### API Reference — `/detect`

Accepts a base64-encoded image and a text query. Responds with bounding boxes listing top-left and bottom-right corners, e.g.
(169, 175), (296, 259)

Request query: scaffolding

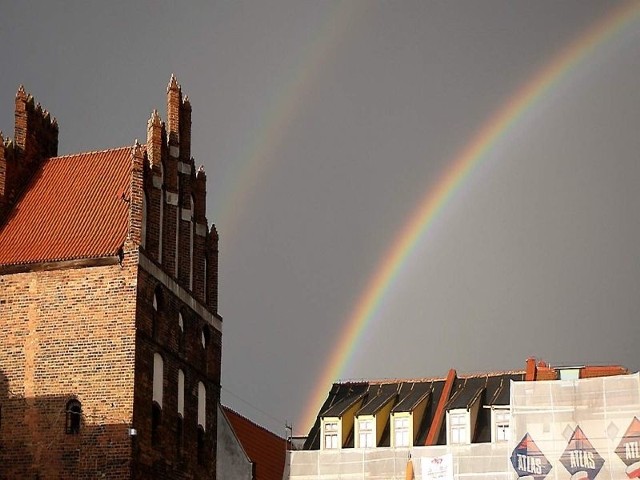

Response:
(285, 373), (640, 479)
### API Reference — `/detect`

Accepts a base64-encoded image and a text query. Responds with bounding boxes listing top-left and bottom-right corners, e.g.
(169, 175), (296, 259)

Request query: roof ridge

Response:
(51, 145), (134, 160)
(457, 369), (525, 378)
(222, 405), (286, 440)
(336, 369), (526, 385)
(337, 376), (446, 384)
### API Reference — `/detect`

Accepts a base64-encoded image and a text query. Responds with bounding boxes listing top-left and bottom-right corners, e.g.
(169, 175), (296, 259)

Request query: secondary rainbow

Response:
(300, 1), (640, 433)
(214, 2), (365, 237)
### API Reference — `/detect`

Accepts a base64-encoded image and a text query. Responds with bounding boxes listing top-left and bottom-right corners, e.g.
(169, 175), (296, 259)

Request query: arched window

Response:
(177, 369), (185, 417)
(201, 325), (210, 349)
(177, 369), (185, 454)
(178, 312), (185, 352)
(152, 353), (164, 446)
(141, 193), (148, 249)
(65, 399), (82, 434)
(203, 256), (208, 303)
(197, 381), (206, 464)
(153, 353), (164, 408)
(197, 381), (206, 431)
(158, 164), (164, 264)
(152, 286), (163, 338)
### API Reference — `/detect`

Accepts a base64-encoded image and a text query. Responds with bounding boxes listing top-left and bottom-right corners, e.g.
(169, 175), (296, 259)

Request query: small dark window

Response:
(201, 325), (210, 349)
(152, 286), (164, 338)
(176, 415), (184, 456)
(152, 401), (162, 446)
(178, 312), (186, 354)
(197, 426), (205, 465)
(66, 400), (82, 434)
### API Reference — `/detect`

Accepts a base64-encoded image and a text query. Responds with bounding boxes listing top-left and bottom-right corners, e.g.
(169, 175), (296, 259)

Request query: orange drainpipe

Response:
(425, 369), (456, 445)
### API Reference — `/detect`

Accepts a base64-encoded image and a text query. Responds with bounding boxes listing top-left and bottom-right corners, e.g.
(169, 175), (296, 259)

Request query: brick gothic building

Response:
(0, 76), (221, 479)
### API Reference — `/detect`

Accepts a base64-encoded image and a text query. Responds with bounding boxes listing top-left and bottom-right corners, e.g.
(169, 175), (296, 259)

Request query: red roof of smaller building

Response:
(0, 147), (132, 266)
(222, 406), (288, 480)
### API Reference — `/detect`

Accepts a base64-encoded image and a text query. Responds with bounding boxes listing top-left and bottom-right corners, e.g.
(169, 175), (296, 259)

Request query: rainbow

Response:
(214, 1), (366, 237)
(299, 1), (640, 433)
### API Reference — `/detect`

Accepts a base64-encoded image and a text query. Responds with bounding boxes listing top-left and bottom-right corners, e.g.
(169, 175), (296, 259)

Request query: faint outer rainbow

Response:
(300, 1), (640, 433)
(215, 1), (365, 237)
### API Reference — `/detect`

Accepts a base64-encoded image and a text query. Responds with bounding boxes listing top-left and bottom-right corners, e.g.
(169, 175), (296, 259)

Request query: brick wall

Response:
(0, 260), (138, 479)
(0, 77), (222, 479)
(133, 267), (221, 479)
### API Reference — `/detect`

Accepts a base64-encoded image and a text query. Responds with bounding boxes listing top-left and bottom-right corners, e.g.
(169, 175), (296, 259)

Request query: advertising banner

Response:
(422, 453), (453, 480)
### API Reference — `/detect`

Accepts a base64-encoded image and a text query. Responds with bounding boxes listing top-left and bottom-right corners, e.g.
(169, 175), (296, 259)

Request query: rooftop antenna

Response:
(285, 421), (293, 450)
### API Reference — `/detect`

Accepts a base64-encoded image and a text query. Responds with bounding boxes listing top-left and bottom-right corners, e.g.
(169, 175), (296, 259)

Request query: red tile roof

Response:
(0, 147), (132, 266)
(222, 406), (287, 480)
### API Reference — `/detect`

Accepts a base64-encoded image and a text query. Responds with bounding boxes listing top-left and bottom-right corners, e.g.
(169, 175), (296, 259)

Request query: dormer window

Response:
(323, 421), (339, 449)
(358, 418), (375, 448)
(394, 415), (410, 447)
(447, 411), (469, 444)
(492, 408), (510, 443)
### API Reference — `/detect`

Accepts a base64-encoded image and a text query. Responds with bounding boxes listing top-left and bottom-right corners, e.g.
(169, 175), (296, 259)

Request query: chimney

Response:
(0, 86), (58, 216)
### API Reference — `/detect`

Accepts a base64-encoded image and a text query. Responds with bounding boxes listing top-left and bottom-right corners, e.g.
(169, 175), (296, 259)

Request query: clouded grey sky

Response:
(1, 1), (639, 436)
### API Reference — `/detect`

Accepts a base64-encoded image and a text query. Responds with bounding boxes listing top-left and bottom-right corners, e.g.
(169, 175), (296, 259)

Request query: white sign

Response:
(422, 453), (453, 480)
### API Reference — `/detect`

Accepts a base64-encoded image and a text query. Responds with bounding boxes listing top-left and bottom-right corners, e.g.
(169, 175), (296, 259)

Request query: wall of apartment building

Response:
(0, 256), (139, 479)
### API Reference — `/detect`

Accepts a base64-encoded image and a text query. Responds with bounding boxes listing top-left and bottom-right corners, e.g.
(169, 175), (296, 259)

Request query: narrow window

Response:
(203, 256), (208, 303)
(152, 401), (162, 446)
(178, 312), (185, 352)
(152, 287), (162, 338)
(66, 399), (82, 434)
(153, 353), (164, 408)
(177, 371), (185, 453)
(201, 325), (210, 349)
(158, 164), (164, 263)
(141, 194), (148, 249)
(189, 195), (195, 291)
(177, 369), (185, 417)
(197, 381), (206, 431)
(177, 415), (184, 456)
(175, 177), (180, 277)
(197, 426), (205, 465)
